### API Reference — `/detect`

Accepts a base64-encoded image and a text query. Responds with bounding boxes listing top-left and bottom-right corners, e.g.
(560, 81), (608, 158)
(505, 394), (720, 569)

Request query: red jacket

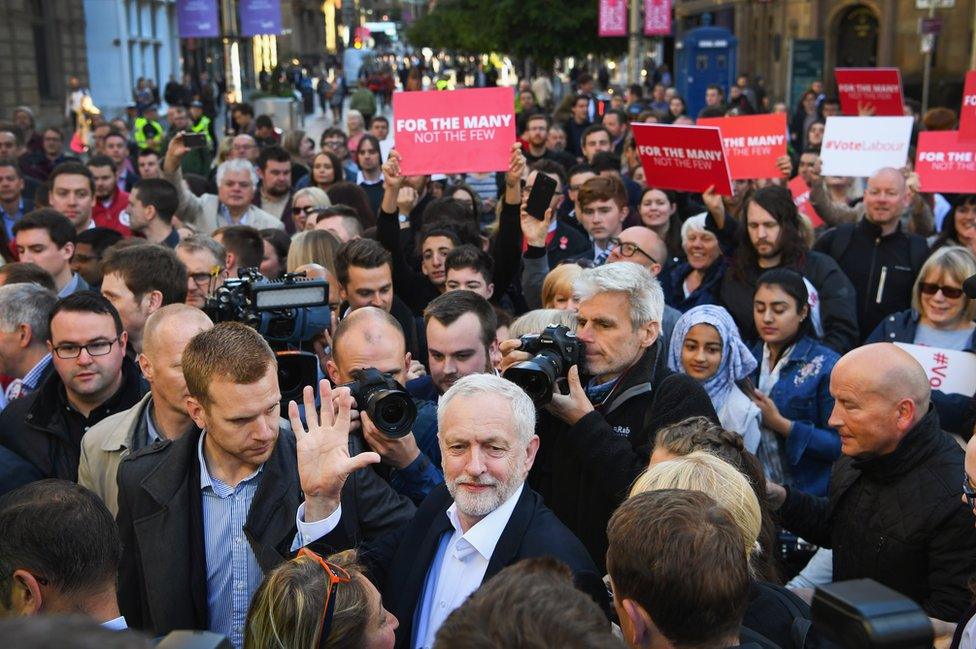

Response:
(92, 189), (131, 237)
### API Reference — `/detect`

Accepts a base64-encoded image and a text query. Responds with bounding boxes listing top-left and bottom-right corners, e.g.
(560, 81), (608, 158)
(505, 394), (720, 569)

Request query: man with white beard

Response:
(291, 373), (606, 648)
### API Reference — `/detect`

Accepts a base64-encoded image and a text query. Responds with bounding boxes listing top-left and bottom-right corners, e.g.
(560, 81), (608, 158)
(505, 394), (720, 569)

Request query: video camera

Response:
(204, 268), (331, 404)
(503, 324), (585, 406)
(812, 579), (933, 648)
(341, 368), (416, 437)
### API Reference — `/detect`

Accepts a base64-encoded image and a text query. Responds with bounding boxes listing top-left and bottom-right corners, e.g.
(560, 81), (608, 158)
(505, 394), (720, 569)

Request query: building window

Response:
(31, 2), (52, 99)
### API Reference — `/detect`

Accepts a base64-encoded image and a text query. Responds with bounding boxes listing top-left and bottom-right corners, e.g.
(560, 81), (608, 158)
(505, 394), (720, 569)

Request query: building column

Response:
(878, 0), (896, 66)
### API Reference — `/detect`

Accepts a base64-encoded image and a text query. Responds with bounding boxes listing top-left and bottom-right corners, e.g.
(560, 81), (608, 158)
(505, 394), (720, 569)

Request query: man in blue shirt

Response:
(0, 158), (32, 263)
(116, 322), (413, 648)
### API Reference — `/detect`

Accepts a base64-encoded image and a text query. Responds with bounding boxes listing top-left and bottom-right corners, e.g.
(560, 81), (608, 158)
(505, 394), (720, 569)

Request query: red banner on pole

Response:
(960, 71), (976, 142)
(632, 124), (733, 195)
(644, 0), (671, 36)
(599, 0), (627, 37)
(392, 88), (516, 176)
(696, 113), (788, 180)
(915, 131), (976, 194)
(835, 68), (904, 116)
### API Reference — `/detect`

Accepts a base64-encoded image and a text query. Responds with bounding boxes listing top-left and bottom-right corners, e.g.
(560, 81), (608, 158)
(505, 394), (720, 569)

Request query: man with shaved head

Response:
(769, 343), (976, 621)
(814, 167), (928, 340)
(326, 306), (441, 503)
(78, 304), (213, 514)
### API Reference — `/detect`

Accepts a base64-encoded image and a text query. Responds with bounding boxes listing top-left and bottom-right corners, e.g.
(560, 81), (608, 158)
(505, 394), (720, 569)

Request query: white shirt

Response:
(101, 616), (128, 631)
(414, 484), (525, 649)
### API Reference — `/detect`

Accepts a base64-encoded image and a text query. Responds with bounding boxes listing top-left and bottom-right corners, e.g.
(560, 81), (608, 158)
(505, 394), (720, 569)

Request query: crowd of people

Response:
(0, 63), (974, 649)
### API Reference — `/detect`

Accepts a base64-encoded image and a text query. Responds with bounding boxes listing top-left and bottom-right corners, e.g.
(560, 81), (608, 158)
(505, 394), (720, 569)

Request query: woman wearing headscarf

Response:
(668, 305), (762, 454)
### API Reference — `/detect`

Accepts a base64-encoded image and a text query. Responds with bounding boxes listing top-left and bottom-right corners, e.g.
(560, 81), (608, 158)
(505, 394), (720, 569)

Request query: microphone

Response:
(964, 274), (976, 299)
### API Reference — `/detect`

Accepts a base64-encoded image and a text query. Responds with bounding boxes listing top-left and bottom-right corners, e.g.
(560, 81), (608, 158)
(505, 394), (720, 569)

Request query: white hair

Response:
(572, 261), (664, 328)
(0, 283), (57, 341)
(437, 373), (536, 446)
(680, 212), (714, 245)
(215, 158), (259, 187)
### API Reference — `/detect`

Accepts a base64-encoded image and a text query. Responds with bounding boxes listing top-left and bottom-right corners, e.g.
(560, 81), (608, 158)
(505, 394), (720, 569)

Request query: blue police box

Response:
(675, 26), (739, 119)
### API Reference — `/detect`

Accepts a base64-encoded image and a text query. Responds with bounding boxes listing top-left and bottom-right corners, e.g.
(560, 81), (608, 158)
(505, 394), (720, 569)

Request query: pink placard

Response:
(392, 88), (516, 176)
(960, 71), (976, 141)
(632, 123), (733, 195)
(697, 113), (788, 180)
(644, 0), (671, 36)
(835, 68), (904, 116)
(915, 131), (976, 194)
(599, 0), (627, 37)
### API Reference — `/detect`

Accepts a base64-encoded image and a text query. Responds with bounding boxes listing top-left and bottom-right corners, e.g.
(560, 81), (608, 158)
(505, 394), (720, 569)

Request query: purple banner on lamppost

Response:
(239, 0), (283, 36)
(176, 0), (220, 38)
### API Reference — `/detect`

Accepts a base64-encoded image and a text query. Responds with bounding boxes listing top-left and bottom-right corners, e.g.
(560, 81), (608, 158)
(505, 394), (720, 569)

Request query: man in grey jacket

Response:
(162, 132), (284, 235)
(79, 303), (213, 515)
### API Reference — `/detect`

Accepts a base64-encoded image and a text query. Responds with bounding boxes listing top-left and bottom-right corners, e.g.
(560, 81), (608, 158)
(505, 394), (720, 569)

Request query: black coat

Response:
(377, 207), (440, 316)
(778, 408), (976, 621)
(0, 356), (144, 482)
(355, 483), (607, 649)
(813, 219), (928, 342)
(116, 427), (415, 636)
(529, 342), (718, 569)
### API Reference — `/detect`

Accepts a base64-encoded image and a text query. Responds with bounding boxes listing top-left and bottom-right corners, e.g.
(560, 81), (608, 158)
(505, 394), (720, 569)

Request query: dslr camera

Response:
(503, 324), (585, 406)
(341, 368), (417, 437)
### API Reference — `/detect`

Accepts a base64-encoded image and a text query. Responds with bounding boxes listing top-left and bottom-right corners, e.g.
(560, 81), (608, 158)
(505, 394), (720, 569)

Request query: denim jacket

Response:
(750, 336), (841, 497)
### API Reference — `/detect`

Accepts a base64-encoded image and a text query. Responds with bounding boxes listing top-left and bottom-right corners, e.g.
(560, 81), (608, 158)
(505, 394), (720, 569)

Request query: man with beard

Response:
(521, 114), (574, 171)
(708, 184), (859, 353)
(253, 146), (293, 225)
(86, 155), (131, 237)
(296, 372), (606, 648)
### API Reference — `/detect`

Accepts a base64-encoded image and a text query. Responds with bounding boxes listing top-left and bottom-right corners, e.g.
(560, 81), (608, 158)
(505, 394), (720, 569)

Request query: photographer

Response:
(501, 261), (716, 568)
(326, 307), (441, 504)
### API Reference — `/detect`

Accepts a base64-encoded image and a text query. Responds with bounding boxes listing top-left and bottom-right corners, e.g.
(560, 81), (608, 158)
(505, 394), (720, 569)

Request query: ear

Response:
(649, 262), (662, 278)
(338, 284), (348, 303)
(144, 204), (158, 222)
(620, 598), (653, 648)
(523, 435), (540, 473)
(485, 283), (494, 299)
(225, 252), (236, 271)
(620, 205), (629, 221)
(403, 352), (413, 375)
(118, 330), (128, 354)
(639, 320), (660, 348)
(9, 569), (43, 615)
(326, 359), (340, 384)
(17, 323), (33, 349)
(62, 241), (74, 261)
(185, 395), (208, 430)
(144, 289), (164, 312)
(138, 353), (153, 382)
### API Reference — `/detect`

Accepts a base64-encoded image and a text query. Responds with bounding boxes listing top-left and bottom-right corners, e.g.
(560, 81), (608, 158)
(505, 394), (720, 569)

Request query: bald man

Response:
(79, 304), (213, 514)
(326, 306), (441, 503)
(768, 343), (976, 621)
(605, 227), (681, 353)
(814, 167), (928, 340)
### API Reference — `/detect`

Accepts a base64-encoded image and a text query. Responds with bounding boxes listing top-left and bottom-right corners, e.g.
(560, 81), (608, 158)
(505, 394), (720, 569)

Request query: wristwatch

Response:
(398, 213), (409, 223)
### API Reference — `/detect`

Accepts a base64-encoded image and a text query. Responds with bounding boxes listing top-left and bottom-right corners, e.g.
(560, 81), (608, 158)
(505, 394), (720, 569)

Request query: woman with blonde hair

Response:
(287, 229), (341, 277)
(539, 263), (584, 311)
(244, 549), (397, 649)
(631, 450), (815, 648)
(291, 186), (332, 231)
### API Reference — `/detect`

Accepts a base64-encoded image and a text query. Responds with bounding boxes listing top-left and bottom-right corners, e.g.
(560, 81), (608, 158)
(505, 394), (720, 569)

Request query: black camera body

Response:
(342, 368), (417, 438)
(503, 324), (585, 405)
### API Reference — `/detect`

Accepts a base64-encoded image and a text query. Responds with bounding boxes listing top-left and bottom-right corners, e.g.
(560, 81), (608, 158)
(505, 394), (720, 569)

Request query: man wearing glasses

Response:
(0, 292), (144, 484)
(176, 235), (226, 309)
(767, 343), (976, 623)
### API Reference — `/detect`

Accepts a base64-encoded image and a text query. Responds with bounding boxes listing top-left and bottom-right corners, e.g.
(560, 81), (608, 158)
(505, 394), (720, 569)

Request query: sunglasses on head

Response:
(297, 548), (351, 645)
(918, 283), (965, 299)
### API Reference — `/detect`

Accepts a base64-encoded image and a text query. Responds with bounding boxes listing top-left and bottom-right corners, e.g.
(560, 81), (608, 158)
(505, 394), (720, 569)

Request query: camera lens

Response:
(366, 390), (417, 438)
(503, 355), (559, 406)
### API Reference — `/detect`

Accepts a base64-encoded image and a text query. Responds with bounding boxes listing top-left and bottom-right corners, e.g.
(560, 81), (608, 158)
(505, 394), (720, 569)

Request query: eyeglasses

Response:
(293, 205), (317, 215)
(52, 337), (119, 359)
(608, 237), (656, 263)
(964, 478), (976, 510)
(297, 548), (351, 644)
(189, 267), (223, 287)
(919, 283), (965, 299)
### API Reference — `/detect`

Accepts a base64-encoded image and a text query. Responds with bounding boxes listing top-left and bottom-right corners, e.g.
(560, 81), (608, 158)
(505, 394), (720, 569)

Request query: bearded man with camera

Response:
(500, 261), (716, 570)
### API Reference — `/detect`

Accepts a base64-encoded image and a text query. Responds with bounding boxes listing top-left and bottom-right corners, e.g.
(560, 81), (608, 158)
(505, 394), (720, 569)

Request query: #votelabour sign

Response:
(631, 123), (733, 195)
(697, 113), (788, 180)
(392, 87), (516, 176)
(820, 116), (914, 177)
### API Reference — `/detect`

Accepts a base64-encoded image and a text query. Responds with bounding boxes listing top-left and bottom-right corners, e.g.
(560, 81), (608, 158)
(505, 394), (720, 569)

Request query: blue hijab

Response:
(667, 304), (758, 411)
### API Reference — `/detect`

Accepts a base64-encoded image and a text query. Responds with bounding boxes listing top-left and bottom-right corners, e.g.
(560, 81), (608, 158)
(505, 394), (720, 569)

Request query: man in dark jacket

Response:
(502, 261), (717, 568)
(769, 343), (976, 622)
(293, 372), (606, 649)
(116, 323), (414, 646)
(709, 184), (859, 354)
(813, 167), (928, 341)
(0, 292), (144, 483)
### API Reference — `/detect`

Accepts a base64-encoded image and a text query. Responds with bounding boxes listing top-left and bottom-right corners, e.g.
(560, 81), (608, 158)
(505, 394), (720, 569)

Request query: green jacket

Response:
(349, 87), (376, 117)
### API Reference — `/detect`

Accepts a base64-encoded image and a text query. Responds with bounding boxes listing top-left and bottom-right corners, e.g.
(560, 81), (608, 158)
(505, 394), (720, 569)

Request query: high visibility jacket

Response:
(134, 117), (164, 149)
(191, 116), (213, 145)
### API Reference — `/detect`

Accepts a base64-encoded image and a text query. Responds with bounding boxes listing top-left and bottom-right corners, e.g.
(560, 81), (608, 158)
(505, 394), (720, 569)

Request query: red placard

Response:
(632, 123), (733, 195)
(960, 71), (976, 142)
(599, 0), (627, 37)
(788, 175), (824, 228)
(392, 88), (516, 176)
(915, 131), (976, 194)
(835, 68), (904, 116)
(696, 113), (787, 180)
(644, 0), (671, 36)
